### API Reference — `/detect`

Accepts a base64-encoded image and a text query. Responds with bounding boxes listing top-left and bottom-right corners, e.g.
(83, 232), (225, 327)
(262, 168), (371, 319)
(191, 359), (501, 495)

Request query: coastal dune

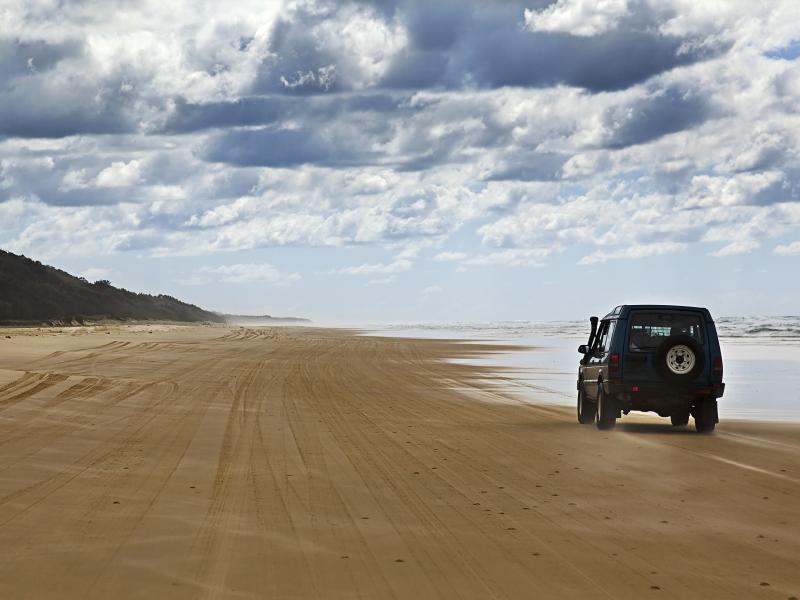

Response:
(0, 326), (798, 599)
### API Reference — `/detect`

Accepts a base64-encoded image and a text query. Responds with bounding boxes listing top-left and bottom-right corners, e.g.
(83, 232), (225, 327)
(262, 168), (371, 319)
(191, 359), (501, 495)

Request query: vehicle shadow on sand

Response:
(617, 422), (703, 435)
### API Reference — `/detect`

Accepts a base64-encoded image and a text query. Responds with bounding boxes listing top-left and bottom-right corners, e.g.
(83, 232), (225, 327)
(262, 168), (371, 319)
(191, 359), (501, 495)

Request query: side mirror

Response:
(578, 344), (588, 354)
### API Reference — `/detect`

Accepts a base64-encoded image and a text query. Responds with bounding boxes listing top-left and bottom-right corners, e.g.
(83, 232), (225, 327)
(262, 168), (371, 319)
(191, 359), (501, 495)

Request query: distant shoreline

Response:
(0, 315), (312, 328)
(223, 314), (312, 325)
(0, 318), (226, 328)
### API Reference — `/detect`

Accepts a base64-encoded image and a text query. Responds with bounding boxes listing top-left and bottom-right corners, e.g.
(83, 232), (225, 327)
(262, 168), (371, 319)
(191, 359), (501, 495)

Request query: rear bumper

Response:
(605, 380), (725, 403)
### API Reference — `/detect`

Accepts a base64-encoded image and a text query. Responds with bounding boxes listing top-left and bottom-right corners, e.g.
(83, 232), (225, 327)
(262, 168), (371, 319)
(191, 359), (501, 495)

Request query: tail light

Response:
(712, 356), (723, 377)
(609, 353), (620, 374)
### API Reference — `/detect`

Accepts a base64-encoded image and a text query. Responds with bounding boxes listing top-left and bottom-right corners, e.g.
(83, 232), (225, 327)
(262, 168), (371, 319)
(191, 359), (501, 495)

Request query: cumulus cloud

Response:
(186, 197), (257, 228)
(0, 38), (84, 79)
(383, 2), (720, 93)
(0, 38), (138, 139)
(163, 97), (286, 133)
(486, 152), (568, 182)
(774, 241), (800, 256)
(601, 85), (716, 149)
(96, 160), (142, 187)
(682, 171), (789, 208)
(202, 128), (333, 167)
(60, 169), (90, 192)
(254, 2), (408, 94)
(465, 248), (552, 267)
(711, 240), (760, 257)
(525, 0), (631, 37)
(198, 263), (300, 285)
(0, 79), (136, 138)
(0, 0), (798, 285)
(578, 242), (687, 265)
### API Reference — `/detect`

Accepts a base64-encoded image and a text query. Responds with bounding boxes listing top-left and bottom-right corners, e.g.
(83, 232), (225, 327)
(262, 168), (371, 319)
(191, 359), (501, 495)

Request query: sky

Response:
(1, 0), (799, 322)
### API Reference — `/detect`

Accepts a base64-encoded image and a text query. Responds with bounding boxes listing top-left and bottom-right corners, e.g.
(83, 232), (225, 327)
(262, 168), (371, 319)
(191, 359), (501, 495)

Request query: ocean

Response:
(366, 316), (800, 422)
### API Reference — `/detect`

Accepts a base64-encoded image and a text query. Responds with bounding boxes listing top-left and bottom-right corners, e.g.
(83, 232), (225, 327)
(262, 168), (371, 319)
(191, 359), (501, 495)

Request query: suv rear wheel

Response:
(595, 386), (617, 430)
(577, 384), (596, 424)
(693, 399), (717, 433)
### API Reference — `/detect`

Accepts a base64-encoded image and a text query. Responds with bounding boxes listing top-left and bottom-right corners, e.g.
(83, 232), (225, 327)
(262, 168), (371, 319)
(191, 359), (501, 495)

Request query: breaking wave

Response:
(377, 315), (800, 339)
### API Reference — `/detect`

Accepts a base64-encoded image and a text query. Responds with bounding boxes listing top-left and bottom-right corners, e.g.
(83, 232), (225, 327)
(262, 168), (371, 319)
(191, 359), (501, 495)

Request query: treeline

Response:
(0, 250), (224, 324)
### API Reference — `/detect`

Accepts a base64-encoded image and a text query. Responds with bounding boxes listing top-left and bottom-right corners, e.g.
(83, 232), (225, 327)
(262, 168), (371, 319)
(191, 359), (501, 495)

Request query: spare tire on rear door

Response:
(654, 334), (704, 381)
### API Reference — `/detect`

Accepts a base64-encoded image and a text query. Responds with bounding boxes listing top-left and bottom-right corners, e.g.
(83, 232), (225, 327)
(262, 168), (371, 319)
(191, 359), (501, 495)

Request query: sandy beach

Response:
(0, 325), (798, 599)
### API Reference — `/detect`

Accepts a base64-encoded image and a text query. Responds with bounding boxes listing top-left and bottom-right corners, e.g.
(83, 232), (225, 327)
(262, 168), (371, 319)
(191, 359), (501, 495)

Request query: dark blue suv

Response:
(577, 305), (725, 432)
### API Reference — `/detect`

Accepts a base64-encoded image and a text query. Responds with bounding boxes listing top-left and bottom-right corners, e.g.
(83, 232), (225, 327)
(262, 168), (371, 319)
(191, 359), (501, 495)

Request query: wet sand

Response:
(0, 325), (798, 599)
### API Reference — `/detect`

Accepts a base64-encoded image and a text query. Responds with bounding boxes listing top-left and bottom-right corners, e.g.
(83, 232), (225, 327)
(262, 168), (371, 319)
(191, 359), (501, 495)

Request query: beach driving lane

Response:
(0, 326), (798, 599)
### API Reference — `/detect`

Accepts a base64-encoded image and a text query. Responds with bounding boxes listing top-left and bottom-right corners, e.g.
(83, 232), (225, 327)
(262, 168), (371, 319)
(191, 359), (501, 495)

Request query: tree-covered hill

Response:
(0, 250), (224, 324)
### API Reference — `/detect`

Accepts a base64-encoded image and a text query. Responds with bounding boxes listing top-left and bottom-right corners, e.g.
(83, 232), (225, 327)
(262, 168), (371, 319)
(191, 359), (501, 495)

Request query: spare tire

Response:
(654, 335), (704, 381)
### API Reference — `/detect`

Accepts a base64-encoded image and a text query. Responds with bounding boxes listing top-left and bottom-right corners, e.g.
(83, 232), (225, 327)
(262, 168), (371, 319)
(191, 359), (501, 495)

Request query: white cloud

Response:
(524, 0), (630, 37)
(346, 172), (393, 195)
(421, 285), (442, 295)
(682, 171), (786, 209)
(95, 160), (142, 187)
(4, 200), (148, 260)
(331, 259), (412, 276)
(59, 168), (89, 191)
(0, 196), (43, 233)
(0, 0), (799, 308)
(281, 66), (337, 91)
(434, 251), (467, 262)
(659, 0), (800, 51)
(199, 263), (300, 285)
(186, 197), (258, 228)
(298, 3), (408, 90)
(775, 241), (800, 256)
(204, 214), (330, 250)
(711, 240), (760, 257)
(392, 238), (440, 259)
(579, 242), (687, 265)
(465, 248), (551, 267)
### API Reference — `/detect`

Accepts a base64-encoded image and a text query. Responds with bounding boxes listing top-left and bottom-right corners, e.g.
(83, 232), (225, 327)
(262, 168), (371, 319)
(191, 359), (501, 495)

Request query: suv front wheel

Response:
(595, 385), (617, 430)
(577, 383), (596, 424)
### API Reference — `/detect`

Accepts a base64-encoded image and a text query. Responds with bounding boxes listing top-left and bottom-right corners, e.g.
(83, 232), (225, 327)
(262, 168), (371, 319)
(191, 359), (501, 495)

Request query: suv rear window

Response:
(628, 312), (704, 351)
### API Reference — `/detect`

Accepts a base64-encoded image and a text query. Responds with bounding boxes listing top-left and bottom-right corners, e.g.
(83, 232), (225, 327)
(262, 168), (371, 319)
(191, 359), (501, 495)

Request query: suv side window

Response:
(594, 320), (616, 356)
(591, 321), (607, 355)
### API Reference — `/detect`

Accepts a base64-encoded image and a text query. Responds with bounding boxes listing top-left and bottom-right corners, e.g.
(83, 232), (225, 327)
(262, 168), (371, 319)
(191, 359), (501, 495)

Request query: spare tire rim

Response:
(666, 344), (695, 375)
